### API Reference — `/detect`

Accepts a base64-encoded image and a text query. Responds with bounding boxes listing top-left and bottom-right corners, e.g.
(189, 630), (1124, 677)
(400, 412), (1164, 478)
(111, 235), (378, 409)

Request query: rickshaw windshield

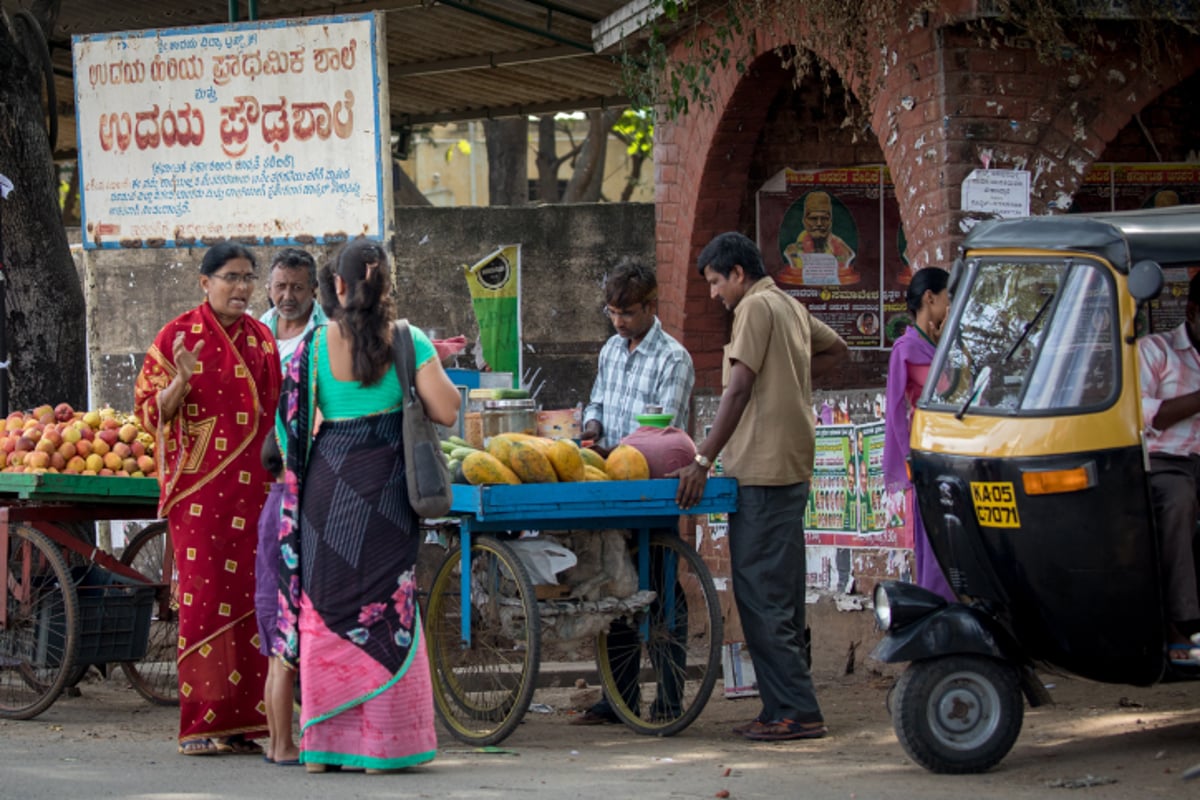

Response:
(924, 256), (1119, 415)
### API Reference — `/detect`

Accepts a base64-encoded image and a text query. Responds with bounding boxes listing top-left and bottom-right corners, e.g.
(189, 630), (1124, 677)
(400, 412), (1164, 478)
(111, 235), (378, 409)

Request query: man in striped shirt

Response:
(582, 258), (695, 450)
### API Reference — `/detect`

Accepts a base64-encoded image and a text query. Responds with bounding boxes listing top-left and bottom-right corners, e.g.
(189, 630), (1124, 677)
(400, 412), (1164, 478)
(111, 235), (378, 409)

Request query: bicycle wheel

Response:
(597, 531), (722, 736)
(1, 525), (79, 719)
(426, 534), (540, 745)
(119, 522), (178, 705)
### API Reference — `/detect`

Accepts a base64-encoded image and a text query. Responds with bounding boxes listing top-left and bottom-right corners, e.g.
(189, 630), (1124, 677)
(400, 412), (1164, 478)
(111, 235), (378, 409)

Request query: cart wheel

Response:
(425, 534), (540, 745)
(892, 655), (1024, 774)
(0, 525), (80, 719)
(597, 531), (722, 736)
(119, 522), (178, 706)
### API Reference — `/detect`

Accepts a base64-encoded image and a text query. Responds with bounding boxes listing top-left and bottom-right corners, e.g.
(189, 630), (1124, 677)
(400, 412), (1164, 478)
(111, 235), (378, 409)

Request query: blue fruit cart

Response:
(425, 477), (737, 745)
(0, 473), (174, 719)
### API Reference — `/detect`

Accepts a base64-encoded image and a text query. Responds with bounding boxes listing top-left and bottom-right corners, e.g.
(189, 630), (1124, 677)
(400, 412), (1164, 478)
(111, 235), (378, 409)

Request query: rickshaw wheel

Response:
(425, 534), (540, 746)
(0, 525), (80, 719)
(892, 654), (1024, 774)
(119, 522), (179, 706)
(596, 532), (722, 736)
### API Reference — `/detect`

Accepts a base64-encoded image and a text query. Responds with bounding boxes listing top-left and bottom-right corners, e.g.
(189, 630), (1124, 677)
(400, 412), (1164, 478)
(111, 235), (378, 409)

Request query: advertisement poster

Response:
(464, 244), (522, 386)
(856, 422), (888, 537)
(72, 14), (390, 248)
(805, 424), (857, 541)
(757, 167), (913, 350)
(1070, 163), (1200, 333)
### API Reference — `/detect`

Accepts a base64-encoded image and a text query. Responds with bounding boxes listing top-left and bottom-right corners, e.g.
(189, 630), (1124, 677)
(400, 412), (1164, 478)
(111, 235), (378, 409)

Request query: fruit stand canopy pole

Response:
(0, 173), (12, 418)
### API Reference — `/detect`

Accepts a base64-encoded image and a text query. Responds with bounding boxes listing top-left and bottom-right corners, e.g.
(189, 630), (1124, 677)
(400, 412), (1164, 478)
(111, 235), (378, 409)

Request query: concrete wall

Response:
(84, 203), (654, 413)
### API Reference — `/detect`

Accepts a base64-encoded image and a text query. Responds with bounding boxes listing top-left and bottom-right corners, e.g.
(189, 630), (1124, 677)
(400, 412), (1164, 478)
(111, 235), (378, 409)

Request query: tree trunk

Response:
(0, 1), (86, 413)
(562, 110), (619, 204)
(620, 151), (648, 202)
(484, 117), (528, 206)
(535, 115), (560, 203)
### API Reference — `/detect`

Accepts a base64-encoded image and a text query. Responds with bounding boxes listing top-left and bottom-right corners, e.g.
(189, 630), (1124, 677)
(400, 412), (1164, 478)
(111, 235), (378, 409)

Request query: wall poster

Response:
(756, 167), (911, 350)
(72, 13), (391, 249)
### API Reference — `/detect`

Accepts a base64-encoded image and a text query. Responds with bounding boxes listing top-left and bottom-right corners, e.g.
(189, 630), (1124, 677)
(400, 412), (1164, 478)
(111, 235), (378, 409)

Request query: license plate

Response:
(970, 481), (1020, 528)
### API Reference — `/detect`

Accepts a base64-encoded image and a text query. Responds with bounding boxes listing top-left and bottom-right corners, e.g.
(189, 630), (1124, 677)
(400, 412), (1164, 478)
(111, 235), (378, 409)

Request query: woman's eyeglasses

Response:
(211, 272), (258, 286)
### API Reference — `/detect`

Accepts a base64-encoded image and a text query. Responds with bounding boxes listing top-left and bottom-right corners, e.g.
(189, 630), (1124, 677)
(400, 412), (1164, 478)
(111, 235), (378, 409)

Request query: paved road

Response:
(1, 669), (1198, 799)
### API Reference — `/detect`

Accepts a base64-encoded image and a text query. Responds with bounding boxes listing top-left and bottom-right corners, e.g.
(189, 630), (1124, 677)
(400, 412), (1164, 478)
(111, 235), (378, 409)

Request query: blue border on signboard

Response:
(72, 13), (386, 249)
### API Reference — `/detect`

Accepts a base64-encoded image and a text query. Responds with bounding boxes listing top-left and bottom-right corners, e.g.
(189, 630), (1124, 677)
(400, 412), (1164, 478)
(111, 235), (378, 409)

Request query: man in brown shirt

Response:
(674, 231), (847, 741)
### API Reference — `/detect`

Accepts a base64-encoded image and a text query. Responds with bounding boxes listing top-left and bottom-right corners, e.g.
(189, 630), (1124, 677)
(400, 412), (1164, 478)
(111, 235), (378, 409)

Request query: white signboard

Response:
(961, 169), (1031, 219)
(72, 14), (391, 249)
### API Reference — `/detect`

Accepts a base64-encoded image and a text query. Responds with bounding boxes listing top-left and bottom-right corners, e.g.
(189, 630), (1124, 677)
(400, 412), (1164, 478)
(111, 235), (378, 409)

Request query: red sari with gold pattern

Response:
(135, 302), (281, 743)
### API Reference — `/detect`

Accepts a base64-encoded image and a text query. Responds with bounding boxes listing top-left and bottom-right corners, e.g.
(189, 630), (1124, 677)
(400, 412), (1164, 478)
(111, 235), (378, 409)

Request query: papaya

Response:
(579, 447), (607, 472)
(583, 465), (610, 481)
(605, 444), (651, 481)
(507, 440), (558, 484)
(486, 434), (519, 466)
(462, 451), (521, 485)
(546, 438), (585, 482)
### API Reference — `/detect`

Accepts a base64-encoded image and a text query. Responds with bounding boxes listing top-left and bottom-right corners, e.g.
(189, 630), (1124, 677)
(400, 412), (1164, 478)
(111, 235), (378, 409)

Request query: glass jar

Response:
(464, 389), (495, 449)
(482, 399), (538, 443)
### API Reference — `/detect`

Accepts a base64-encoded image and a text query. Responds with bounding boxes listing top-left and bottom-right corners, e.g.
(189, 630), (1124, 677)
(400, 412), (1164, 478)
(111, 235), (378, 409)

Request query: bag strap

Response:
(392, 319), (418, 401)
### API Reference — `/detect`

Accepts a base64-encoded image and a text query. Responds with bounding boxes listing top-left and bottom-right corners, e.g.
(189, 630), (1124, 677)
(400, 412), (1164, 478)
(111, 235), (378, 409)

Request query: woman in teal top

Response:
(274, 239), (459, 774)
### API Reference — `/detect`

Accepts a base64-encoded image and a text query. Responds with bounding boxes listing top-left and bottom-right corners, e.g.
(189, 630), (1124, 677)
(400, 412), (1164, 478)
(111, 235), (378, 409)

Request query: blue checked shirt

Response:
(584, 318), (695, 448)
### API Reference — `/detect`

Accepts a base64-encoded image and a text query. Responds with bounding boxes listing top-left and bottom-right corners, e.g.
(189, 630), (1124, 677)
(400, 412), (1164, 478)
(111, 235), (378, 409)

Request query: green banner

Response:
(464, 245), (521, 387)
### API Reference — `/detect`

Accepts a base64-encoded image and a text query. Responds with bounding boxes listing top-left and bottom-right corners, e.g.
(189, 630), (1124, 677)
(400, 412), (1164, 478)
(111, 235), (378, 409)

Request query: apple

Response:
(53, 402), (74, 422)
(49, 453), (66, 471)
(31, 404), (53, 421)
(102, 452), (123, 471)
(5, 413), (23, 432)
(34, 438), (56, 455)
(113, 442), (132, 459)
(130, 440), (146, 458)
(118, 423), (139, 444)
(91, 439), (111, 457)
(82, 410), (101, 429)
(100, 418), (122, 431)
(66, 456), (86, 472)
(7, 452), (22, 466)
(97, 429), (119, 447)
(26, 451), (50, 469)
(121, 457), (138, 474)
(84, 453), (104, 472)
(15, 436), (34, 452)
(57, 442), (76, 461)
(62, 427), (81, 444)
(74, 440), (92, 458)
(99, 468), (115, 476)
(136, 455), (156, 474)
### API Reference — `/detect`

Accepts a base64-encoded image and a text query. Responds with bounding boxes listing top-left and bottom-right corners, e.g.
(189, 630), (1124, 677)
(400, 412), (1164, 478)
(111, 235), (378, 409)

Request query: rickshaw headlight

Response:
(874, 583), (892, 630)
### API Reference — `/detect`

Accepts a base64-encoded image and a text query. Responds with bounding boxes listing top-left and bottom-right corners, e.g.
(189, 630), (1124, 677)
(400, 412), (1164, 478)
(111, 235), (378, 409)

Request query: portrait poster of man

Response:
(757, 167), (894, 349)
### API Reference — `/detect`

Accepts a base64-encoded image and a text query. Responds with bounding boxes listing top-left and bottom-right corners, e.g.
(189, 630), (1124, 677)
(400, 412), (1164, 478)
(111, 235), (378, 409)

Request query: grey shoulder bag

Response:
(393, 320), (453, 518)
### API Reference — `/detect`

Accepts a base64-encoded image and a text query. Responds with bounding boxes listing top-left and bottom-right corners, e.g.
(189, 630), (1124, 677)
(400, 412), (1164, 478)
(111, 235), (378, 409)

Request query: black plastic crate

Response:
(45, 565), (156, 666)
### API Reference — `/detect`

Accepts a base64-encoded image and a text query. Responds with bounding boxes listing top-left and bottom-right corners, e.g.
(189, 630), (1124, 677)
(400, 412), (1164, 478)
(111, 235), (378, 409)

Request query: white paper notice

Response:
(961, 169), (1031, 219)
(800, 252), (839, 285)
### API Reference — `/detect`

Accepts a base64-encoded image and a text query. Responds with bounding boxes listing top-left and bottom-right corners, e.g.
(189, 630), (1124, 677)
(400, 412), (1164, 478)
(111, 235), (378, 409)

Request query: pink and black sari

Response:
(135, 302), (280, 744)
(274, 332), (436, 770)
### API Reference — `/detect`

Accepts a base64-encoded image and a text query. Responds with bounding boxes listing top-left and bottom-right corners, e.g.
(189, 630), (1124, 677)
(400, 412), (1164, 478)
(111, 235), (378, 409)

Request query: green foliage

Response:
(612, 109), (654, 157)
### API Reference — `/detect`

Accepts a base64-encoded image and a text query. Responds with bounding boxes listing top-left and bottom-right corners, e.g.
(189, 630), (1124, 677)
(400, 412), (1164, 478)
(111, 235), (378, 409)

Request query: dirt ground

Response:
(2, 660), (1198, 799)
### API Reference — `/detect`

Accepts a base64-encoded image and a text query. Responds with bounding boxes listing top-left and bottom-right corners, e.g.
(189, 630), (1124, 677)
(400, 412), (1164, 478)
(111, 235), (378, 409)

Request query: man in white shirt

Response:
(259, 248), (327, 369)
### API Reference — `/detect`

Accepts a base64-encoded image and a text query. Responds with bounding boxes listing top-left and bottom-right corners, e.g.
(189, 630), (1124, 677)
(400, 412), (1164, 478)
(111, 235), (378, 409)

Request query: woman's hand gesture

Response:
(173, 331), (205, 380)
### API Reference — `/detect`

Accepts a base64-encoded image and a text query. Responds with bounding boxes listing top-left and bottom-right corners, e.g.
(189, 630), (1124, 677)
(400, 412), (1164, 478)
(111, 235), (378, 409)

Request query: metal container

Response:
(482, 398), (538, 443)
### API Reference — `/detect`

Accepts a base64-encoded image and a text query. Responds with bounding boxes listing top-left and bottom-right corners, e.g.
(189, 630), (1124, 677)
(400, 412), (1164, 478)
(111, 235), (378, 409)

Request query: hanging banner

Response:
(72, 13), (391, 249)
(464, 244), (522, 387)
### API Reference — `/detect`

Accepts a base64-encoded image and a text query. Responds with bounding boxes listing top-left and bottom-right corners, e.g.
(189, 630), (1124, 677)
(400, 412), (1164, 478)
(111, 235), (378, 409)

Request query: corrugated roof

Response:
(48, 0), (634, 157)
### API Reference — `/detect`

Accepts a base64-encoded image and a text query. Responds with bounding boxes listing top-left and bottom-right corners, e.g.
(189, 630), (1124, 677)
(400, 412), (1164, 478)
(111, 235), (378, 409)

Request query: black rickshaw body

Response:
(873, 206), (1200, 706)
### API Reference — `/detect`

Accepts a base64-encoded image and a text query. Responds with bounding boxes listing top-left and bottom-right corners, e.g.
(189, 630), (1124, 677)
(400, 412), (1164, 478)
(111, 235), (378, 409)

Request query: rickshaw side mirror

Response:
(1128, 260), (1164, 304)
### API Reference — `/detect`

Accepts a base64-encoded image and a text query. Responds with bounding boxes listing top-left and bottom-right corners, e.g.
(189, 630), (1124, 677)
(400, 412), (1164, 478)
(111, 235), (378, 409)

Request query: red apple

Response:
(53, 402), (74, 422)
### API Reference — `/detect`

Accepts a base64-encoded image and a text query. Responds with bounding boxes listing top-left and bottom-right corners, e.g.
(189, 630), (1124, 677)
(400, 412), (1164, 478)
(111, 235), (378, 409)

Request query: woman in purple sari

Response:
(884, 267), (954, 600)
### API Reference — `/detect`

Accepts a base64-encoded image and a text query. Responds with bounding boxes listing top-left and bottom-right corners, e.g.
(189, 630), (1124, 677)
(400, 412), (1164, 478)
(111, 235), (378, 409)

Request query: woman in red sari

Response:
(135, 242), (282, 756)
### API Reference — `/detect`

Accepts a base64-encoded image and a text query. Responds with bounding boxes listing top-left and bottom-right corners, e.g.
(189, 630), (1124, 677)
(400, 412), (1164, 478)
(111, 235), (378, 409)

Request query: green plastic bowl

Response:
(634, 413), (675, 428)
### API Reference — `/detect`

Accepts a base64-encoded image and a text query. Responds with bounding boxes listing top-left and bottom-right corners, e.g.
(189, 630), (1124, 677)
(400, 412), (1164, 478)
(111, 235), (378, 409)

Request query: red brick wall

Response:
(656, 7), (1200, 392)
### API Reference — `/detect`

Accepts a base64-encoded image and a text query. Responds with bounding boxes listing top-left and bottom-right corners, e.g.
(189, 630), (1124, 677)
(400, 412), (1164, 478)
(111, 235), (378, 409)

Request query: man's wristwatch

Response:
(694, 453), (712, 469)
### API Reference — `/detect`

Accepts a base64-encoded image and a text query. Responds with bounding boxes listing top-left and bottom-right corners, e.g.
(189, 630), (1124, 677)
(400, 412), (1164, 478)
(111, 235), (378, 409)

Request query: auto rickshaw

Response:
(871, 204), (1200, 774)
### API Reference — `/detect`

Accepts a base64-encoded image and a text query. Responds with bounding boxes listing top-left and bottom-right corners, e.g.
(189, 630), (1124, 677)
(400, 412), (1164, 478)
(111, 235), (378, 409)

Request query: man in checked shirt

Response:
(572, 257), (695, 726)
(581, 258), (695, 452)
